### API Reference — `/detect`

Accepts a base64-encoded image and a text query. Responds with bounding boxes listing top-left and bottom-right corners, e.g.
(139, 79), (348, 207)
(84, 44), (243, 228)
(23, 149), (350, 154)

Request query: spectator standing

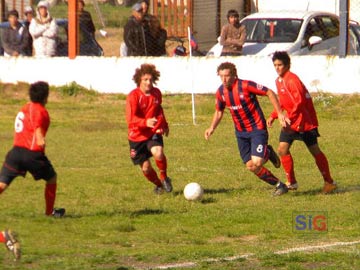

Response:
(123, 3), (146, 56)
(23, 6), (34, 56)
(29, 1), (58, 57)
(220, 9), (246, 56)
(78, 0), (96, 38)
(147, 16), (167, 56)
(1, 9), (30, 57)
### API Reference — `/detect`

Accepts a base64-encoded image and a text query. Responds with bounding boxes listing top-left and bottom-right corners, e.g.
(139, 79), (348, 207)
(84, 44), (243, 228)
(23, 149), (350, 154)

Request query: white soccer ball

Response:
(183, 182), (204, 201)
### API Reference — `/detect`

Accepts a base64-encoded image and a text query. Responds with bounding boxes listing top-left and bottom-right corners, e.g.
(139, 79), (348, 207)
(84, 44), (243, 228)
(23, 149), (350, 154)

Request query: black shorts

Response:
(279, 128), (320, 147)
(129, 134), (164, 165)
(0, 146), (56, 185)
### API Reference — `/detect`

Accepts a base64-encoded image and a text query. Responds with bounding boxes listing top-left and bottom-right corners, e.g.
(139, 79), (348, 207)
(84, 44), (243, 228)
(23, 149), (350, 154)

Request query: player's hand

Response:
(37, 138), (46, 148)
(146, 117), (157, 128)
(204, 127), (214, 140)
(267, 116), (274, 128)
(163, 127), (169, 137)
(278, 113), (291, 128)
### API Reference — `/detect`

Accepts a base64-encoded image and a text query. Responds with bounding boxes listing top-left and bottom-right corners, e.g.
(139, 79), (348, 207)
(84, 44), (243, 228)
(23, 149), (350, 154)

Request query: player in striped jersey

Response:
(205, 62), (290, 196)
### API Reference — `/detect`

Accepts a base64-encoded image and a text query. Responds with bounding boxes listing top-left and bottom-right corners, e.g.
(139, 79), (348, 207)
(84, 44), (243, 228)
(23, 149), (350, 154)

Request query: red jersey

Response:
(270, 71), (318, 132)
(13, 102), (50, 152)
(216, 79), (268, 132)
(126, 87), (168, 142)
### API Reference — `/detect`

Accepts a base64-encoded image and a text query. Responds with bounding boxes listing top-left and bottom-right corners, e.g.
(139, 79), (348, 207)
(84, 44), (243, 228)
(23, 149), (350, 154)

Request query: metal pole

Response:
(339, 0), (349, 58)
(188, 26), (196, 125)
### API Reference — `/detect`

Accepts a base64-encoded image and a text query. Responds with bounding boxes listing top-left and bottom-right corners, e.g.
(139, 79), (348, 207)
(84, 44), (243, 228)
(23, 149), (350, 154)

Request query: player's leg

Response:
(304, 129), (336, 193)
(0, 229), (21, 260)
(148, 135), (173, 192)
(278, 130), (298, 190)
(140, 159), (163, 193)
(150, 145), (172, 192)
(237, 130), (287, 196)
(26, 151), (65, 217)
(0, 182), (8, 194)
(129, 140), (163, 193)
(0, 147), (25, 194)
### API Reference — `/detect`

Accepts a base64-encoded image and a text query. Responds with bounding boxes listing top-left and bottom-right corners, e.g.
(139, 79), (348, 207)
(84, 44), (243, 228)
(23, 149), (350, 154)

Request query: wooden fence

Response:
(152, 0), (192, 37)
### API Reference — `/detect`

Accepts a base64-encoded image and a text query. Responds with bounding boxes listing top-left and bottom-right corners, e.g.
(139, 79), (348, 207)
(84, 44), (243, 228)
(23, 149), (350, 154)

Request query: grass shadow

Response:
(201, 197), (217, 204)
(203, 188), (238, 194)
(291, 184), (360, 196)
(130, 208), (168, 218)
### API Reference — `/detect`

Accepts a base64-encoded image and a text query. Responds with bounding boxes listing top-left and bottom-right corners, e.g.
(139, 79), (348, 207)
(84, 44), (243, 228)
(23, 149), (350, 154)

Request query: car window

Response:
(349, 25), (360, 55)
(321, 16), (339, 39)
(243, 19), (302, 43)
(302, 16), (339, 47)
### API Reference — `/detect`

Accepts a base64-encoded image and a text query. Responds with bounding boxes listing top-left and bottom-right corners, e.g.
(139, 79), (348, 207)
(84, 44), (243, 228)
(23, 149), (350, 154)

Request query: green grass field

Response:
(0, 83), (359, 269)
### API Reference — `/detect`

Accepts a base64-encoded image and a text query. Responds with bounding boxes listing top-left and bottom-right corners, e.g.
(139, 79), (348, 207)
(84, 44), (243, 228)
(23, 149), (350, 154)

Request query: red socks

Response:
(143, 168), (162, 187)
(0, 232), (5, 243)
(256, 167), (279, 186)
(314, 152), (333, 183)
(281, 154), (296, 184)
(155, 156), (167, 181)
(45, 183), (57, 216)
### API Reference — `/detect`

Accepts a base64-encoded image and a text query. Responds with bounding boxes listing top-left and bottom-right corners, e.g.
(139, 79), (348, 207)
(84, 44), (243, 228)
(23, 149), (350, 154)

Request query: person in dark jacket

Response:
(23, 6), (34, 56)
(123, 3), (146, 56)
(78, 0), (96, 38)
(147, 16), (167, 56)
(1, 9), (30, 57)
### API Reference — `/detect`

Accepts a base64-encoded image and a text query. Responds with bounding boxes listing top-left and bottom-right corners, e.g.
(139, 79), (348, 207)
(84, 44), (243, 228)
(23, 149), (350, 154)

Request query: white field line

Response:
(139, 240), (360, 270)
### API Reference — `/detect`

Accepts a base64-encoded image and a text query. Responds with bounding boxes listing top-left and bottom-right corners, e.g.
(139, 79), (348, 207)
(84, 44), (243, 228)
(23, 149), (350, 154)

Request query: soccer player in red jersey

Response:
(267, 51), (337, 194)
(126, 64), (172, 194)
(0, 81), (65, 217)
(205, 62), (290, 196)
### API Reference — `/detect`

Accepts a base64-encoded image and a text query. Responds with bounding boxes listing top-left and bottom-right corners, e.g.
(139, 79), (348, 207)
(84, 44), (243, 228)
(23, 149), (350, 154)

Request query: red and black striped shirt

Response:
(215, 79), (268, 132)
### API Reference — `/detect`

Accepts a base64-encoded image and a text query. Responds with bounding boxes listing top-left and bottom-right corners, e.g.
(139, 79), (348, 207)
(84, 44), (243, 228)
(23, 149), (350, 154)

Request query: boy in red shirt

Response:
(267, 51), (337, 194)
(0, 81), (65, 216)
(126, 64), (172, 194)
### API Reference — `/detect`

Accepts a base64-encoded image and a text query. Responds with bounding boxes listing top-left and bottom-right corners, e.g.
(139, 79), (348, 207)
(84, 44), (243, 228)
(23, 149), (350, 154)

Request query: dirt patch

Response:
(0, 82), (30, 101)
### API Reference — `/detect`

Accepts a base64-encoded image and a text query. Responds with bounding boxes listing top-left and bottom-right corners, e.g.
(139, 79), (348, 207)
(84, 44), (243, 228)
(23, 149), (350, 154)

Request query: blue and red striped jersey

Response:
(215, 79), (268, 132)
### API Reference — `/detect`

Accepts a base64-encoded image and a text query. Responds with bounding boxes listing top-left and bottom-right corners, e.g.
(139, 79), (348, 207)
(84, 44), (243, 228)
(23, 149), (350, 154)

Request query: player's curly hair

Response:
(29, 81), (49, 104)
(272, 51), (291, 67)
(133, 64), (160, 86)
(217, 62), (238, 78)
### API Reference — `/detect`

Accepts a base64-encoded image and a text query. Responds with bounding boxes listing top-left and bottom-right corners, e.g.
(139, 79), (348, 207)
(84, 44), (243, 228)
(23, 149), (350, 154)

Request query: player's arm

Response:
(205, 110), (224, 140)
(35, 127), (45, 148)
(266, 89), (290, 128)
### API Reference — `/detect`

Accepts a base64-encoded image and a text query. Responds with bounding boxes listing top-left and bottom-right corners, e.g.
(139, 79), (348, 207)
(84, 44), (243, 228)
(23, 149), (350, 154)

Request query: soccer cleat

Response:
(267, 145), (281, 168)
(51, 208), (66, 218)
(322, 182), (337, 194)
(273, 182), (288, 196)
(285, 181), (298, 191)
(3, 229), (21, 261)
(153, 186), (164, 195)
(161, 177), (173, 193)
